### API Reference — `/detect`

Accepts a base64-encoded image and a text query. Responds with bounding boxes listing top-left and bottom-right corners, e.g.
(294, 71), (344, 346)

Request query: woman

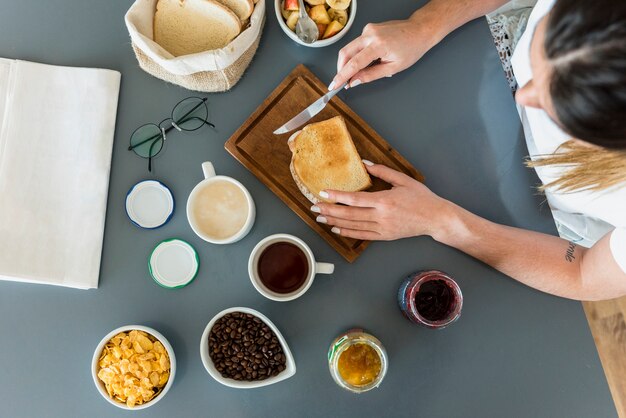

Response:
(313, 0), (626, 301)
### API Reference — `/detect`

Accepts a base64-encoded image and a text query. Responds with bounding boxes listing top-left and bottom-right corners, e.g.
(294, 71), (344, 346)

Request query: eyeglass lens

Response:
(172, 97), (208, 131)
(129, 123), (164, 158)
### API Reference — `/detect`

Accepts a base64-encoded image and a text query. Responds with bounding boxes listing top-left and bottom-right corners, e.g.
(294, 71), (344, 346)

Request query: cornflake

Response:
(97, 330), (170, 408)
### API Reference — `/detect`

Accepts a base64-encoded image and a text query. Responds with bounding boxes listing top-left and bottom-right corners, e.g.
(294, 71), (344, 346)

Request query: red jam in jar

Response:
(398, 270), (463, 329)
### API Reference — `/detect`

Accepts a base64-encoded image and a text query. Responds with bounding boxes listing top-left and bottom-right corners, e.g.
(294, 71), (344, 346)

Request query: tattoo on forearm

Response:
(565, 242), (576, 262)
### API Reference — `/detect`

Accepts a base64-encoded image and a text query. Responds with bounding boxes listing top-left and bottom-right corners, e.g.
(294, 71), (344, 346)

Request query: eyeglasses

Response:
(128, 97), (215, 172)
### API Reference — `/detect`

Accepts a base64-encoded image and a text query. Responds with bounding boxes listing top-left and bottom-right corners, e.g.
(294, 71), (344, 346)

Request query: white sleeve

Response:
(610, 228), (626, 274)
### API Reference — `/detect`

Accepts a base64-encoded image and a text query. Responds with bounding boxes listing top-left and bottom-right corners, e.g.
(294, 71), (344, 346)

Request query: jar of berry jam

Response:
(328, 329), (388, 393)
(398, 270), (463, 329)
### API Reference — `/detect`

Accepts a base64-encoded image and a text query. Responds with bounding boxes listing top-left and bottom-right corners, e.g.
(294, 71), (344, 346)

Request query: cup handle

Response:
(315, 262), (334, 275)
(202, 162), (216, 179)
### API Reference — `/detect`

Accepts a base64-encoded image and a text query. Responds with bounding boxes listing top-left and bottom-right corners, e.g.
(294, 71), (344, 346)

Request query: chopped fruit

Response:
(323, 19), (344, 39)
(326, 0), (350, 11)
(316, 23), (327, 36)
(284, 0), (299, 11)
(305, 0), (325, 5)
(309, 4), (331, 25)
(327, 8), (348, 25)
(281, 1), (291, 20)
(286, 11), (299, 31)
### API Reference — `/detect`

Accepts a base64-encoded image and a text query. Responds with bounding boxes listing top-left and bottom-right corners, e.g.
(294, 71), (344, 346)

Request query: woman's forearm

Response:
(431, 201), (612, 300)
(412, 0), (511, 44)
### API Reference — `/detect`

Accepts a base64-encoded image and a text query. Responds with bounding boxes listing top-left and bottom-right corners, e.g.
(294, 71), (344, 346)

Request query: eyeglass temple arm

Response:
(180, 117), (215, 128)
(147, 138), (161, 172)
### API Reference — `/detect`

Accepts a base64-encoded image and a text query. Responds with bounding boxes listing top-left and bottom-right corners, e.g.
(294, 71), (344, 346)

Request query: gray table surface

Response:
(0, 0), (616, 417)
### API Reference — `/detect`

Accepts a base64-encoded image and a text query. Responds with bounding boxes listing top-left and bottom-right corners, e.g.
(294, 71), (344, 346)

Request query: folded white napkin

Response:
(0, 59), (121, 289)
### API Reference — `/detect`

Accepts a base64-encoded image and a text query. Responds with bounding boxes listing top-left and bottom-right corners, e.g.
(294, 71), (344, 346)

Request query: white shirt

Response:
(510, 0), (626, 273)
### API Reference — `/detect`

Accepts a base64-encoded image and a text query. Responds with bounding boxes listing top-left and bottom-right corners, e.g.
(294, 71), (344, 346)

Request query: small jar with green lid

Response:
(328, 329), (388, 393)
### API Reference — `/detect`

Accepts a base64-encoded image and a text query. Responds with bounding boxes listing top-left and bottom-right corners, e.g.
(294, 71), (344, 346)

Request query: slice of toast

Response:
(214, 0), (254, 23)
(289, 116), (372, 204)
(154, 0), (241, 57)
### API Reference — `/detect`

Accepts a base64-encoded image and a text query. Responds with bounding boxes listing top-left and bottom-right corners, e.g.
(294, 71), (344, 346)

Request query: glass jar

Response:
(398, 270), (463, 329)
(328, 329), (388, 393)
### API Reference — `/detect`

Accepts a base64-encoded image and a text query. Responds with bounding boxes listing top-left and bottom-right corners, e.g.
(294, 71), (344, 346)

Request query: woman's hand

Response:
(312, 162), (451, 241)
(329, 12), (444, 90)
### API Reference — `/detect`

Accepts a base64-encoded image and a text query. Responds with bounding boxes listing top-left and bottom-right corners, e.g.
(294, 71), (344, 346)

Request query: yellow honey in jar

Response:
(337, 343), (382, 386)
(328, 329), (388, 393)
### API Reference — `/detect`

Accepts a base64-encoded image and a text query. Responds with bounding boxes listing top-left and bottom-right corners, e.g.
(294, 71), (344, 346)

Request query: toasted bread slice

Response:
(289, 116), (372, 204)
(154, 0), (241, 57)
(214, 0), (254, 23)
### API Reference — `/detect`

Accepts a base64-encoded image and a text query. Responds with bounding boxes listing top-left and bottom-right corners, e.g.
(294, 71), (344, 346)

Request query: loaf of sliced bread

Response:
(154, 0), (241, 57)
(214, 0), (254, 22)
(288, 116), (372, 204)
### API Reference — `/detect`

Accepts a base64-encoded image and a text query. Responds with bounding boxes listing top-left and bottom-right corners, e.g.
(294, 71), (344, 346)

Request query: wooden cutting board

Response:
(225, 64), (423, 262)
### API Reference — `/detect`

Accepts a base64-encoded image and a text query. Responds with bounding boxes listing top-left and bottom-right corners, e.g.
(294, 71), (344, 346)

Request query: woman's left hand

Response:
(312, 162), (450, 241)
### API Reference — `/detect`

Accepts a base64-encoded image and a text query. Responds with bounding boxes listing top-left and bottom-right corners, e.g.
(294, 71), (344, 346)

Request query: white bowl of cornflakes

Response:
(92, 325), (176, 410)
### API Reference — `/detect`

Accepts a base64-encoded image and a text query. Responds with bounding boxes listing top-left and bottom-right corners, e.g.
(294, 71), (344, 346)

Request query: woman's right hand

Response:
(329, 12), (444, 90)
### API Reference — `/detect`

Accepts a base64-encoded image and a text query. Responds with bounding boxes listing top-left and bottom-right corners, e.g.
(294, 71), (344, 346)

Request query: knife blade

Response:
(273, 60), (382, 135)
(273, 81), (348, 135)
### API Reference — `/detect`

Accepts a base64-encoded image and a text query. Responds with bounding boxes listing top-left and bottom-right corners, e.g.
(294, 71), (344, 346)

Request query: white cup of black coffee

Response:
(248, 234), (334, 302)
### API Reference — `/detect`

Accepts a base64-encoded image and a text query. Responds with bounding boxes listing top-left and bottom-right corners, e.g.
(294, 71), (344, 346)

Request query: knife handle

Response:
(337, 58), (382, 91)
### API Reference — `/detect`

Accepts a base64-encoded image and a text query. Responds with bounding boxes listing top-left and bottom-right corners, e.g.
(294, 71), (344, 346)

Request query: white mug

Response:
(186, 162), (256, 244)
(248, 234), (334, 302)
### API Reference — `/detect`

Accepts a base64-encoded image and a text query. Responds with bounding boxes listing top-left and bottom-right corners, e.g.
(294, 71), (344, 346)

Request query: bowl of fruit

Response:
(276, 0), (355, 47)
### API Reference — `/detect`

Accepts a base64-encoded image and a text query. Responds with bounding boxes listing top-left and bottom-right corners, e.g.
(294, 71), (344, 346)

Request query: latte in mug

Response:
(190, 180), (249, 240)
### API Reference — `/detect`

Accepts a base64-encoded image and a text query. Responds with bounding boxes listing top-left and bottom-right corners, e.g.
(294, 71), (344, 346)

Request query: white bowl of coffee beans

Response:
(200, 307), (296, 388)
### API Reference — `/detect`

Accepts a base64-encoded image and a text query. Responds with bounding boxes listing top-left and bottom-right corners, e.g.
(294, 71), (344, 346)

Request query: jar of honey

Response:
(328, 329), (388, 393)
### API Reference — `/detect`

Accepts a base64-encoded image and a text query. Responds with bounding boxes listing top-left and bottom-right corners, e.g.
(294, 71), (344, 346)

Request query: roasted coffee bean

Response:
(208, 312), (287, 382)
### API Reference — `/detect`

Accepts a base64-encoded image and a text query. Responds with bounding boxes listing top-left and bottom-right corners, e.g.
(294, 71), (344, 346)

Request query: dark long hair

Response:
(545, 0), (626, 149)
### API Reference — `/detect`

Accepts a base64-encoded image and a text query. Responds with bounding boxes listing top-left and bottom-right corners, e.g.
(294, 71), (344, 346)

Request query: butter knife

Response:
(273, 60), (381, 135)
(273, 80), (348, 135)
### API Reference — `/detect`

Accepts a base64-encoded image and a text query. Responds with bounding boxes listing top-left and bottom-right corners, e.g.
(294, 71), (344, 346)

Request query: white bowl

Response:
(91, 325), (176, 410)
(275, 0), (357, 47)
(200, 307), (296, 388)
